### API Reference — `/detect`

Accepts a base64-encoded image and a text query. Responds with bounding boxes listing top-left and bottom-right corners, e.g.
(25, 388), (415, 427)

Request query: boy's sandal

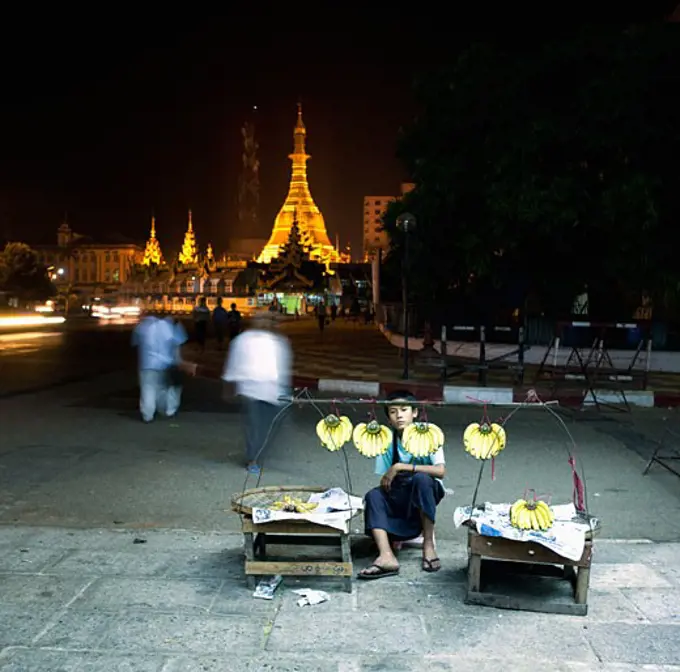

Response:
(357, 564), (400, 580)
(422, 557), (441, 573)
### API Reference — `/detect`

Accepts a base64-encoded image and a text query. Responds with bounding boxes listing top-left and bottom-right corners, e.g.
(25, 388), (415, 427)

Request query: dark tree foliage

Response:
(383, 24), (680, 320)
(0, 242), (54, 301)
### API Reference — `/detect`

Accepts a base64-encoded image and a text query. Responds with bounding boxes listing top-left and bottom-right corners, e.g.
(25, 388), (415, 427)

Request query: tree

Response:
(383, 24), (680, 319)
(0, 242), (54, 301)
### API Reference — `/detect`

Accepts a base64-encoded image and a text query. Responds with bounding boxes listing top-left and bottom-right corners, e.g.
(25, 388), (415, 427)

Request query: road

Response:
(0, 317), (141, 397)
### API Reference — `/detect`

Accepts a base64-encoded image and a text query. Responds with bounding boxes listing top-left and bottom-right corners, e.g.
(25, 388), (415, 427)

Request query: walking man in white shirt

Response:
(222, 313), (293, 475)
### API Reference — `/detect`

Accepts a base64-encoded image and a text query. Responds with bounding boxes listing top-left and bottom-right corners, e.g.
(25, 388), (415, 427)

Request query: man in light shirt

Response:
(132, 313), (192, 423)
(222, 313), (293, 475)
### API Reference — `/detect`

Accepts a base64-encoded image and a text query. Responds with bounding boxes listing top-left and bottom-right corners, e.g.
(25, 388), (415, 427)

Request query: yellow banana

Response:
(316, 414), (353, 451)
(463, 422), (507, 460)
(352, 421), (392, 458)
(509, 498), (554, 531)
(402, 422), (444, 457)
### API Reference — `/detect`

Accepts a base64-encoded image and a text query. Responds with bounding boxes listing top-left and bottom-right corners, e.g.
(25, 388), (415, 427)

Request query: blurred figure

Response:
(222, 313), (293, 475)
(132, 313), (194, 423)
(316, 301), (327, 333)
(227, 302), (242, 341)
(192, 297), (210, 352)
(212, 297), (229, 351)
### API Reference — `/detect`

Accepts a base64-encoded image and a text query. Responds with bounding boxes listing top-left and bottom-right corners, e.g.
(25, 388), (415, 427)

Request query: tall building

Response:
(363, 195), (394, 259)
(34, 221), (142, 296)
(362, 183), (416, 260)
(258, 104), (344, 265)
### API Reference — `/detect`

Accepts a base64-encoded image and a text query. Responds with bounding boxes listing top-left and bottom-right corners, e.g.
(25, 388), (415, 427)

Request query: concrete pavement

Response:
(1, 526), (680, 670)
(2, 372), (680, 668)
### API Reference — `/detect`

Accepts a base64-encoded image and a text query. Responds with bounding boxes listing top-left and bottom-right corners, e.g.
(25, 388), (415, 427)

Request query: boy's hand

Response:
(380, 464), (402, 491)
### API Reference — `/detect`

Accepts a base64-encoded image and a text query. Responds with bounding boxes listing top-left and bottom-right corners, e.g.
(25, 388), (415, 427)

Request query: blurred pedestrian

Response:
(192, 297), (210, 352)
(213, 297), (229, 350)
(132, 313), (195, 423)
(222, 313), (292, 475)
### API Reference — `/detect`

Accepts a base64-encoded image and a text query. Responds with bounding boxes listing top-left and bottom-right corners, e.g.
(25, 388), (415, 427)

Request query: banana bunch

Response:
(352, 420), (393, 457)
(463, 422), (506, 460)
(509, 499), (554, 531)
(269, 495), (319, 514)
(315, 414), (353, 451)
(402, 422), (445, 457)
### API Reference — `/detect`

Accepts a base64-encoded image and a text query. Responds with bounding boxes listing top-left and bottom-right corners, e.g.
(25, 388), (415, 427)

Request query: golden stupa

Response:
(258, 104), (344, 265)
(142, 216), (163, 266)
(178, 210), (198, 265)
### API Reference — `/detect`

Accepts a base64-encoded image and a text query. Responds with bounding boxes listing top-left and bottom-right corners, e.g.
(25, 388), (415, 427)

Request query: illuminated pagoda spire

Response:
(178, 209), (198, 265)
(258, 103), (342, 265)
(142, 215), (163, 266)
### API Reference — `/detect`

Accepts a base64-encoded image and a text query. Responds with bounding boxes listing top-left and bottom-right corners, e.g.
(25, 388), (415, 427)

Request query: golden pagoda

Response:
(142, 216), (163, 266)
(178, 210), (198, 265)
(258, 104), (344, 265)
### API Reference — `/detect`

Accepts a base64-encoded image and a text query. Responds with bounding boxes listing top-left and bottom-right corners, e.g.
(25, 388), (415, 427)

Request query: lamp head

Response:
(396, 212), (416, 232)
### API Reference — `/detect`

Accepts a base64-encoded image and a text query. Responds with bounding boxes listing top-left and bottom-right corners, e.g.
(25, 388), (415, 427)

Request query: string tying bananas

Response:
(402, 422), (444, 457)
(352, 420), (393, 458)
(509, 498), (554, 531)
(463, 422), (506, 460)
(269, 495), (319, 514)
(316, 414), (353, 451)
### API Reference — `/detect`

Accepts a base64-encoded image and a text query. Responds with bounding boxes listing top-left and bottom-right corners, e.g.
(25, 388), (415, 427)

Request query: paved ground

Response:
(1, 525), (680, 671)
(186, 317), (680, 393)
(2, 334), (680, 668)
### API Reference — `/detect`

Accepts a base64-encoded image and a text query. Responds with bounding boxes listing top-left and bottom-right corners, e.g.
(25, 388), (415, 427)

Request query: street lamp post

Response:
(396, 212), (416, 380)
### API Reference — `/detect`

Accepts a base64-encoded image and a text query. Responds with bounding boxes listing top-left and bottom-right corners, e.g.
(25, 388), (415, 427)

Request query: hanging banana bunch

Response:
(316, 414), (353, 451)
(463, 422), (507, 460)
(509, 498), (554, 531)
(402, 422), (445, 457)
(352, 420), (393, 458)
(269, 495), (319, 514)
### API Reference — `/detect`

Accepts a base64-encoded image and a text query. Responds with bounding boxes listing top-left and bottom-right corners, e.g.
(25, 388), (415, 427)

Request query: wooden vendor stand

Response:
(465, 521), (597, 616)
(232, 486), (359, 593)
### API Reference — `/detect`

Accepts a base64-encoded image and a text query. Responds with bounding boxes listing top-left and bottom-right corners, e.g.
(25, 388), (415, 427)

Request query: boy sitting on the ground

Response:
(358, 390), (446, 580)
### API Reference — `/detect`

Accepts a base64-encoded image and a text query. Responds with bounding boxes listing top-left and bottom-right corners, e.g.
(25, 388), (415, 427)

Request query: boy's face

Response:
(387, 403), (418, 431)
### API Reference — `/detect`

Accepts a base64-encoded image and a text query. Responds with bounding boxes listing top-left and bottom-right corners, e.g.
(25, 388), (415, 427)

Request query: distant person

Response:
(316, 302), (327, 333)
(192, 297), (210, 352)
(132, 313), (195, 423)
(330, 302), (338, 321)
(227, 302), (242, 341)
(222, 313), (293, 475)
(212, 297), (229, 350)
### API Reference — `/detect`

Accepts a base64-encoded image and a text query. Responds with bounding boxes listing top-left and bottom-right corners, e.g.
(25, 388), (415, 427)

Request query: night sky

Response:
(1, 8), (677, 257)
(0, 11), (434, 257)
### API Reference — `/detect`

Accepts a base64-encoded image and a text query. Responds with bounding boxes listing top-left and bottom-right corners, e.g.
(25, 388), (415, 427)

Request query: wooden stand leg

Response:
(254, 533), (267, 558)
(244, 532), (256, 589)
(468, 554), (482, 593)
(340, 533), (353, 593)
(574, 566), (590, 605)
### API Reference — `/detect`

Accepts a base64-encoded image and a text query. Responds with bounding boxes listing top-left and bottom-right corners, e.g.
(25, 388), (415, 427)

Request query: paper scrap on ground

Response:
(252, 488), (364, 533)
(253, 575), (282, 600)
(454, 502), (596, 562)
(293, 588), (330, 607)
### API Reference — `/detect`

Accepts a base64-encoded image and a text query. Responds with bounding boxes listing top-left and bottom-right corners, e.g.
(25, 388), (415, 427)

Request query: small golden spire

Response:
(188, 209), (193, 231)
(150, 215), (156, 238)
(295, 101), (305, 132)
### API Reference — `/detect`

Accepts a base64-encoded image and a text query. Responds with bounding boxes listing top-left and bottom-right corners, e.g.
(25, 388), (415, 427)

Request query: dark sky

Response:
(0, 11), (434, 257)
(1, 7), (677, 257)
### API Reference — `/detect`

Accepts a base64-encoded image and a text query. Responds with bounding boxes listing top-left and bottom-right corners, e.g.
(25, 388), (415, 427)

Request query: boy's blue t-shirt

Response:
(375, 437), (446, 478)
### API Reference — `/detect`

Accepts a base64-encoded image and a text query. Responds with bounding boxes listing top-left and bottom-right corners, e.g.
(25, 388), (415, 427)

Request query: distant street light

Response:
(396, 212), (416, 380)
